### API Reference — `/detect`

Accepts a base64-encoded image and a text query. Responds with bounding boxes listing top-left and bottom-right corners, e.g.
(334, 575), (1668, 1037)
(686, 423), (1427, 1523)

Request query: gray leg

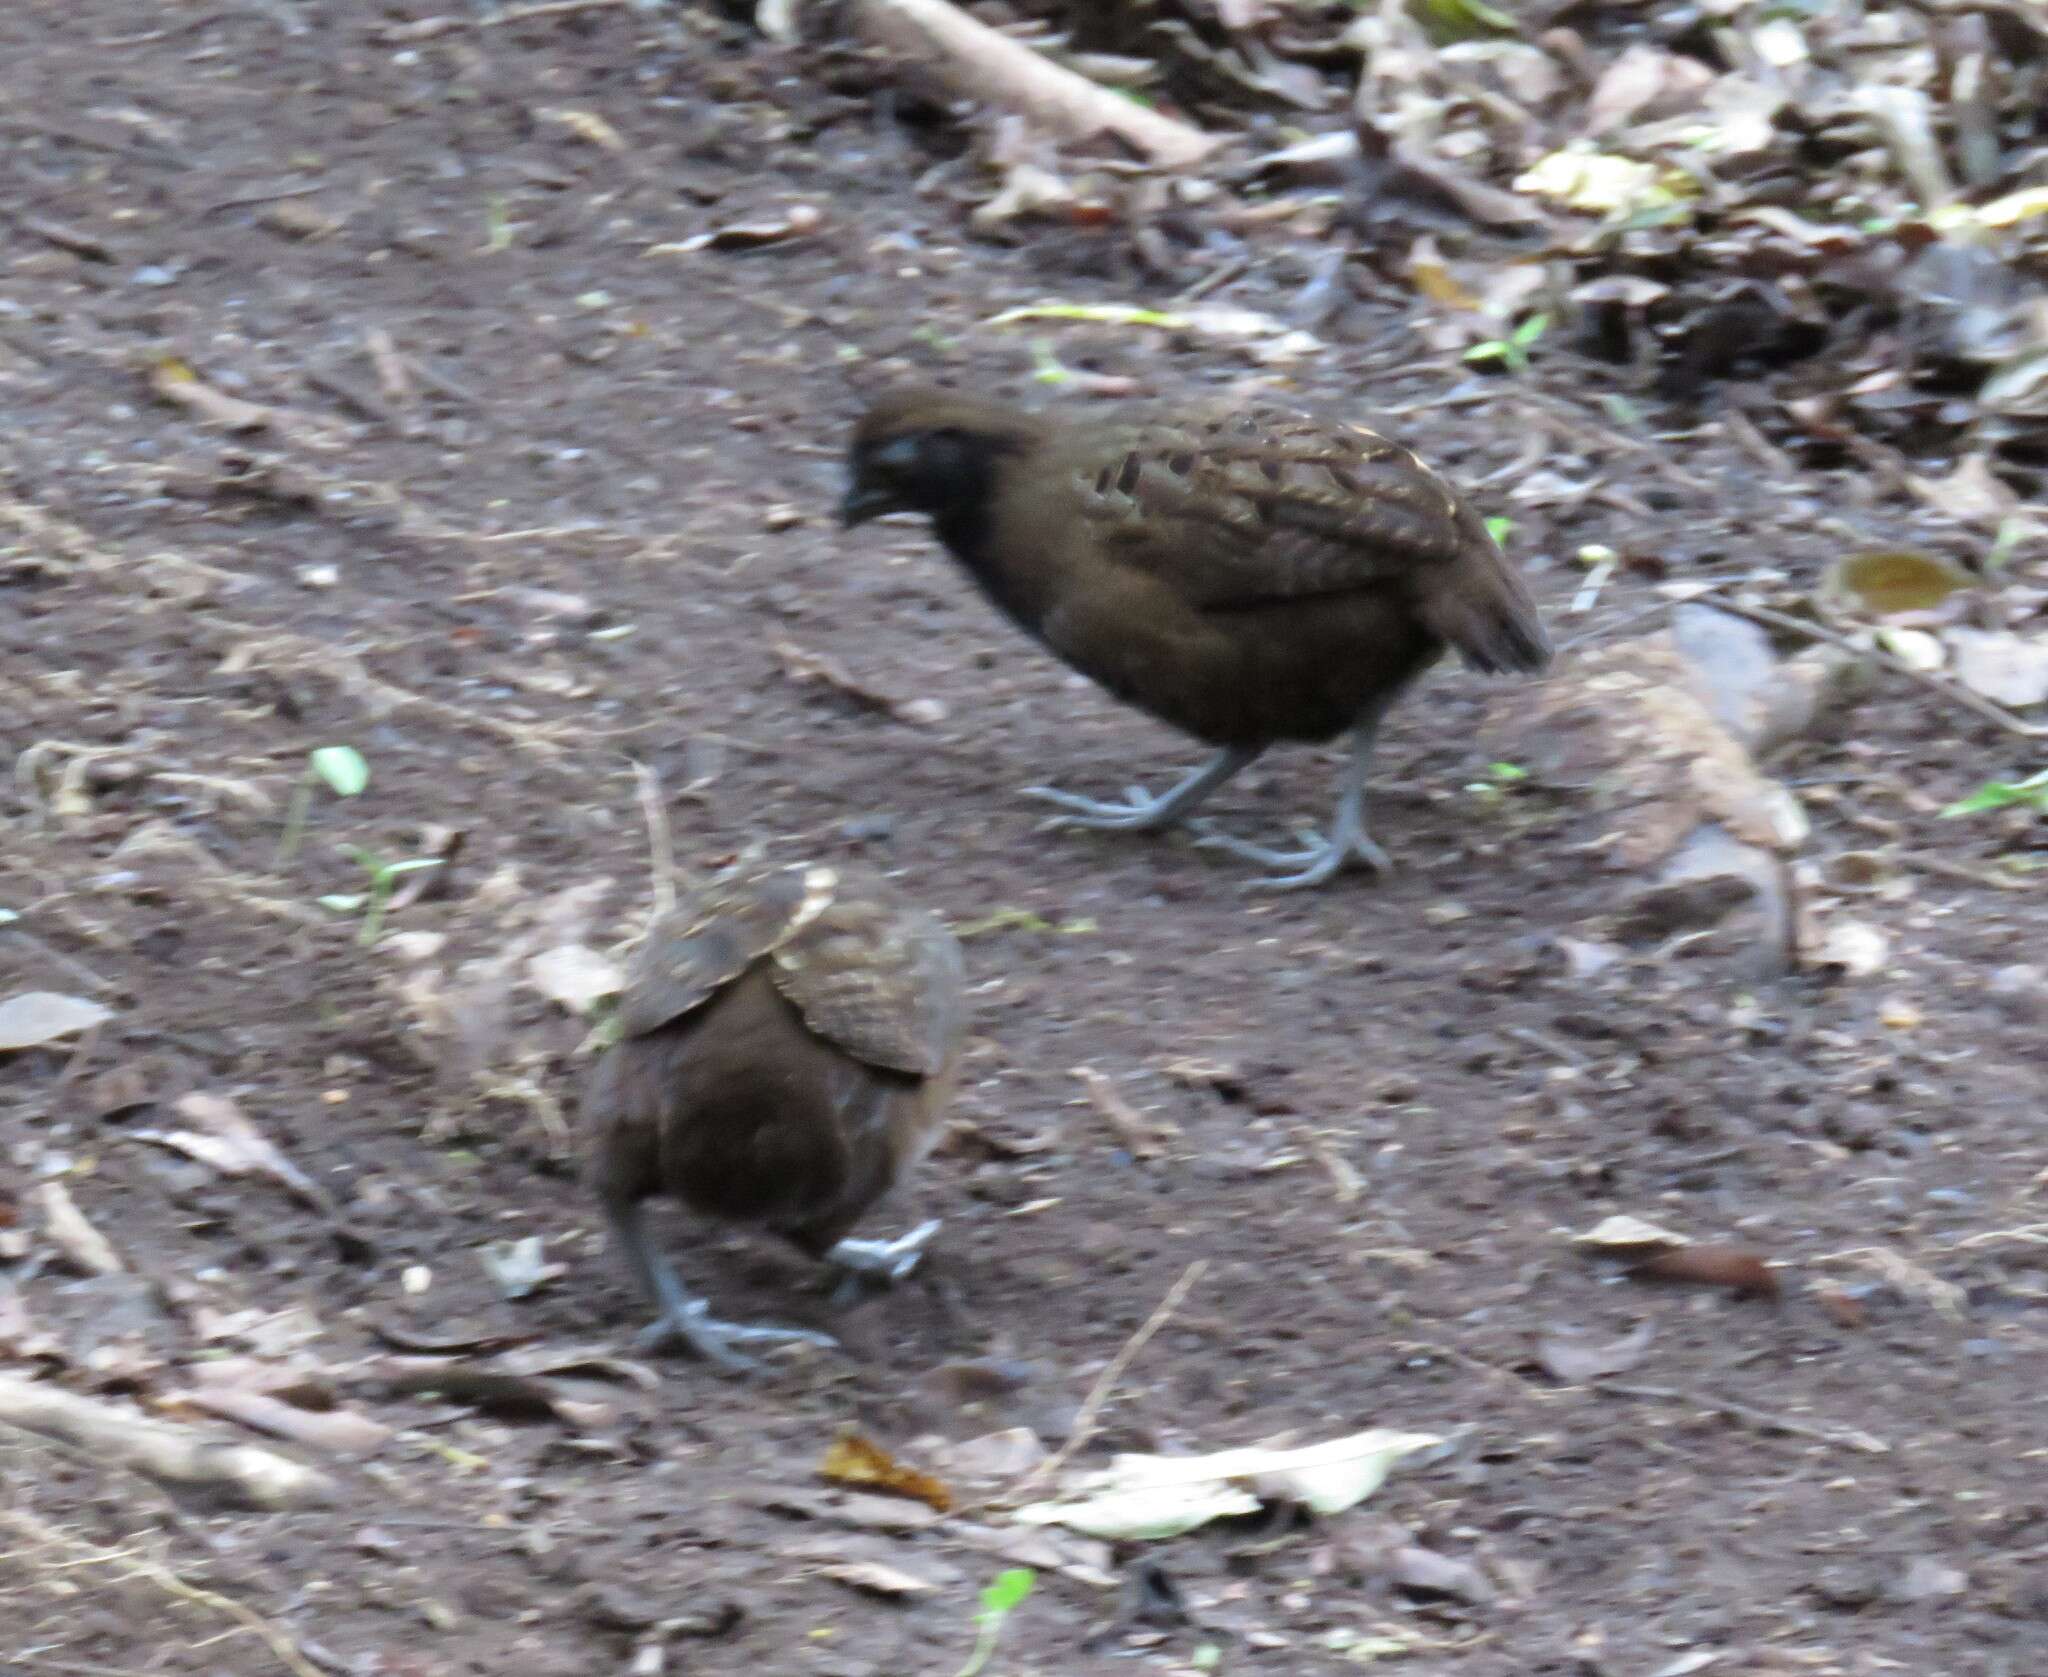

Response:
(1193, 715), (1393, 890)
(607, 1200), (835, 1371)
(1023, 746), (1262, 833)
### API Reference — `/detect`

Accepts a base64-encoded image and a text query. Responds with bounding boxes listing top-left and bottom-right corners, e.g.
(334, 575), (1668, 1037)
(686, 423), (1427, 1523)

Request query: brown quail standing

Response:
(842, 389), (1552, 888)
(583, 862), (966, 1368)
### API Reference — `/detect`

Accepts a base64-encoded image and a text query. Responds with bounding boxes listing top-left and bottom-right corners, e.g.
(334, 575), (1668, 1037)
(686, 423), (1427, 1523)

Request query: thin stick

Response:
(631, 758), (678, 924)
(1710, 597), (2048, 740)
(999, 1259), (1207, 1504)
(1555, 578), (1740, 653)
(1595, 1384), (1891, 1455)
(1, 1510), (328, 1677)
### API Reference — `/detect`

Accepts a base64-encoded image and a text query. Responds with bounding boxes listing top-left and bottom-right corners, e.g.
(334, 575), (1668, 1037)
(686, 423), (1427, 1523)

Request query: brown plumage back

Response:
(583, 863), (965, 1257)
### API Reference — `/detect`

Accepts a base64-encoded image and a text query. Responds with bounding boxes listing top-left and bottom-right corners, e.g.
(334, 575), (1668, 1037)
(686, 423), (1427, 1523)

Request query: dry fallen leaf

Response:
(134, 1092), (327, 1209)
(526, 944), (623, 1015)
(1573, 1214), (1689, 1254)
(819, 1432), (954, 1514)
(1824, 550), (1972, 618)
(0, 991), (114, 1051)
(815, 1560), (943, 1599)
(1534, 1321), (1654, 1383)
(1946, 628), (2048, 709)
(1014, 1429), (1439, 1540)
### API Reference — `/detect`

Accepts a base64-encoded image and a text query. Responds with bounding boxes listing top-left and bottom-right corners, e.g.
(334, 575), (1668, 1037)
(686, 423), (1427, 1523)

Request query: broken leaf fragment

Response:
(1012, 1429), (1439, 1540)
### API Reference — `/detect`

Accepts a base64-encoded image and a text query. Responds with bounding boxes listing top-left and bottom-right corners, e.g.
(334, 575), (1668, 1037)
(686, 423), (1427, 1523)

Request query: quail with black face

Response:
(842, 388), (1552, 889)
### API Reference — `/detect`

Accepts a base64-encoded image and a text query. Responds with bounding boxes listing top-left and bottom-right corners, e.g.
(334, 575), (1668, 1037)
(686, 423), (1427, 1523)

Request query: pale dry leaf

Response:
(526, 944), (623, 1015)
(816, 1560), (942, 1598)
(1945, 628), (2048, 708)
(1573, 1214), (1689, 1253)
(1813, 919), (1889, 978)
(539, 107), (626, 152)
(1535, 1321), (1654, 1383)
(1014, 1429), (1439, 1539)
(149, 358), (272, 431)
(135, 1092), (324, 1206)
(0, 991), (114, 1050)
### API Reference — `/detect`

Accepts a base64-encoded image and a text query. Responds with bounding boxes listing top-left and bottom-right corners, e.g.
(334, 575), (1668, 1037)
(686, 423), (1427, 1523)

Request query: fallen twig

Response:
(1000, 1259), (1207, 1504)
(851, 0), (1219, 169)
(0, 1375), (336, 1511)
(1711, 597), (2048, 740)
(2, 1508), (327, 1677)
(1072, 1066), (1178, 1160)
(632, 758), (679, 924)
(1597, 1382), (1890, 1455)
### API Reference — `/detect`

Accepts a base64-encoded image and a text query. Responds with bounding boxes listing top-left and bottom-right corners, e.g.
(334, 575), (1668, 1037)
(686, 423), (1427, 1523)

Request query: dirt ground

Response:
(4, 4), (2047, 1675)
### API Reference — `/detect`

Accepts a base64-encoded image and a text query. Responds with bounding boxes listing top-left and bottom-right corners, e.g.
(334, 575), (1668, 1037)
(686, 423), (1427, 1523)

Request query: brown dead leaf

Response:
(372, 1356), (619, 1429)
(1814, 1286), (1867, 1329)
(652, 204), (822, 255)
(819, 1431), (953, 1514)
(1632, 1246), (1780, 1301)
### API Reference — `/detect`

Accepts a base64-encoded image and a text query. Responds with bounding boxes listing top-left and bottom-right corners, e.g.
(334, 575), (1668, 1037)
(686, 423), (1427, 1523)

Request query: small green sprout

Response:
(1987, 516), (2032, 572)
(1463, 312), (1549, 374)
(322, 845), (443, 947)
(1483, 515), (1514, 546)
(956, 1567), (1035, 1677)
(482, 195), (517, 253)
(277, 746), (369, 864)
(1940, 770), (2048, 819)
(1030, 338), (1072, 386)
(1601, 393), (1643, 427)
(1464, 761), (1531, 804)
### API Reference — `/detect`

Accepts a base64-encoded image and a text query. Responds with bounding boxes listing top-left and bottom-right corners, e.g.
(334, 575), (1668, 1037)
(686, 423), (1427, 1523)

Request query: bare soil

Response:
(4, 5), (2047, 1676)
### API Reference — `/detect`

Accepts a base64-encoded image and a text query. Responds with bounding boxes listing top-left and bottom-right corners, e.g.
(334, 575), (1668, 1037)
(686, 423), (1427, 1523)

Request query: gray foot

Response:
(826, 1218), (941, 1283)
(1023, 746), (1262, 835)
(635, 1299), (836, 1372)
(824, 1219), (940, 1308)
(1192, 822), (1392, 891)
(1023, 783), (1187, 832)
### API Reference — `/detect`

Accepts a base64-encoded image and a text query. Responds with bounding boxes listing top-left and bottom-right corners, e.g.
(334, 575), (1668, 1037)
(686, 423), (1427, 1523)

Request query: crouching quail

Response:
(842, 388), (1552, 889)
(583, 862), (966, 1369)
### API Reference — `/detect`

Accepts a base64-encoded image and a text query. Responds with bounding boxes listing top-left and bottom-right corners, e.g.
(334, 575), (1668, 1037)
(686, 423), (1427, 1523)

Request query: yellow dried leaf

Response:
(1826, 550), (1971, 618)
(819, 1431), (953, 1513)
